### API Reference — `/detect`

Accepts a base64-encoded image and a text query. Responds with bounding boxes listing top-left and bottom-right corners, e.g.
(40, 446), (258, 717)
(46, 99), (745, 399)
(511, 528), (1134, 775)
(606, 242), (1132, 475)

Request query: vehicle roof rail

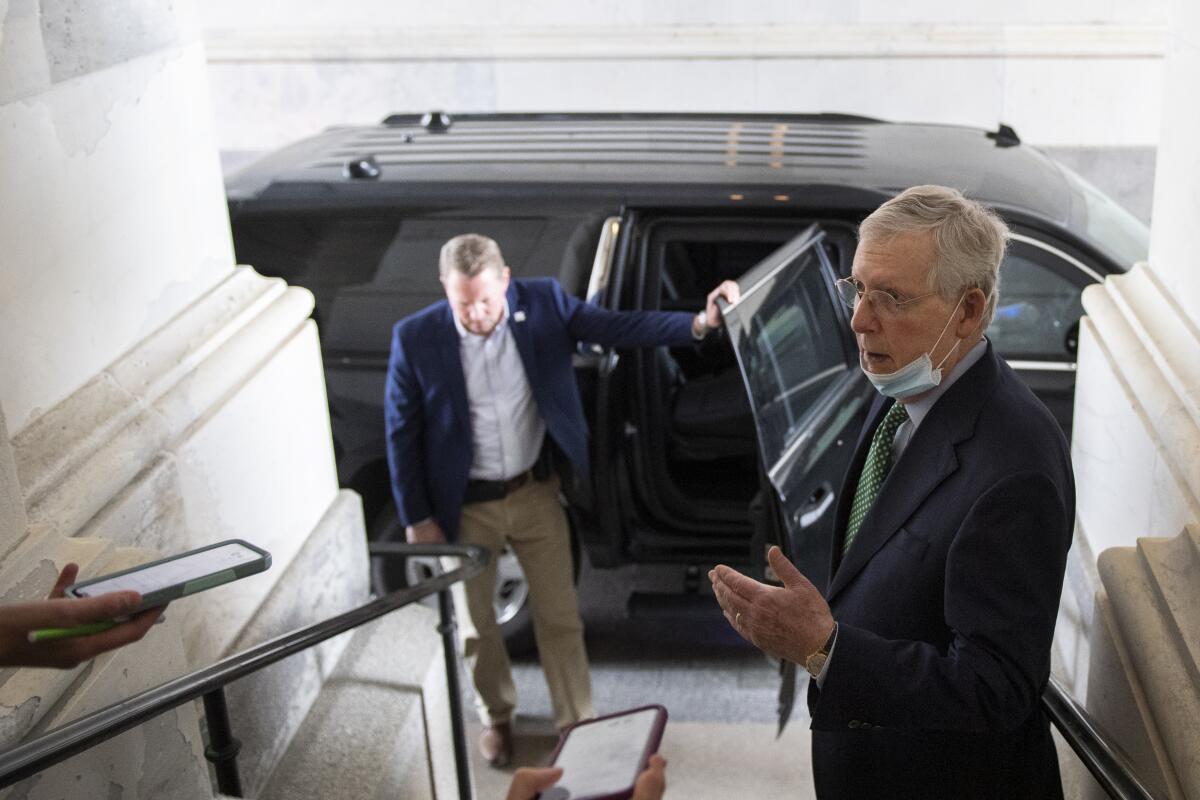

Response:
(420, 110), (452, 132)
(379, 111), (887, 126)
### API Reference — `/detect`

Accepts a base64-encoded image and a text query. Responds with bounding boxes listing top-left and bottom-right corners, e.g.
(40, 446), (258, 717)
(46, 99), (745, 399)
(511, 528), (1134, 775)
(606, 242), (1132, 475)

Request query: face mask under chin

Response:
(861, 294), (966, 400)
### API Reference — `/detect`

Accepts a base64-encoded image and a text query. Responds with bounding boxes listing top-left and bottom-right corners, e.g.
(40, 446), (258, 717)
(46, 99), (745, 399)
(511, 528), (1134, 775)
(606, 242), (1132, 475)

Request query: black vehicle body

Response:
(227, 112), (1147, 616)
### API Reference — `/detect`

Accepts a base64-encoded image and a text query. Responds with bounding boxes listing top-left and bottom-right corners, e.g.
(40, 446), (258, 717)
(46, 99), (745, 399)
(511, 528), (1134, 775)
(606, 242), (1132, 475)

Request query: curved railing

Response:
(1042, 675), (1163, 800)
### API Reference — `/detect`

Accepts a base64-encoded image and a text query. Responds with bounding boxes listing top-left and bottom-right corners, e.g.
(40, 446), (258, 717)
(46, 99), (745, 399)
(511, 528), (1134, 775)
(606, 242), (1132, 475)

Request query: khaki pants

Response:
(445, 475), (594, 730)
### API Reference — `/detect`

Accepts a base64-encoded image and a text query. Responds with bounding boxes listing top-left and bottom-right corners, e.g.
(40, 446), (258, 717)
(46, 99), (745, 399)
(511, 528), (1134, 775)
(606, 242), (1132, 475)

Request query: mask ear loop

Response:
(929, 293), (967, 372)
(933, 287), (994, 371)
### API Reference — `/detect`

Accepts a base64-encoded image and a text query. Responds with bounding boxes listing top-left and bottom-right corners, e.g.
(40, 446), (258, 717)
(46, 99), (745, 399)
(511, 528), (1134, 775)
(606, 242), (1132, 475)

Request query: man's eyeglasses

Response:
(834, 277), (939, 317)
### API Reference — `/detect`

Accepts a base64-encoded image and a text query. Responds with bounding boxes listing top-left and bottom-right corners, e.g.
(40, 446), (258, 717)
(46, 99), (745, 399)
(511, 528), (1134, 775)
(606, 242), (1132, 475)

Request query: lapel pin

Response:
(513, 310), (526, 323)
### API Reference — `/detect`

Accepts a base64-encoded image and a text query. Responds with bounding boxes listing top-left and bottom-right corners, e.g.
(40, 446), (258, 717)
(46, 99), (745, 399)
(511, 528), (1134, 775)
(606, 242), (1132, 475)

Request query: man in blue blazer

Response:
(385, 233), (737, 766)
(711, 186), (1074, 798)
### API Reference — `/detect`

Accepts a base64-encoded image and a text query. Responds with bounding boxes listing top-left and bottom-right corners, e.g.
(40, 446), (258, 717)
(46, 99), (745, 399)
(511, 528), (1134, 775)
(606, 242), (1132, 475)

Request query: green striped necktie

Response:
(843, 402), (910, 555)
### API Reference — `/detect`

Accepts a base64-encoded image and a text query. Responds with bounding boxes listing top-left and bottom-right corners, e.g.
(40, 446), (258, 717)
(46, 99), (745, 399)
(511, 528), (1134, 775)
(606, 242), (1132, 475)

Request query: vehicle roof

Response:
(225, 112), (1136, 267)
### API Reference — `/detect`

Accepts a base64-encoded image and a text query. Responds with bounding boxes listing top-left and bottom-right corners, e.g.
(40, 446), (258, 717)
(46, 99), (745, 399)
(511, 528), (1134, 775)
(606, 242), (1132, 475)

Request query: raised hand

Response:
(709, 546), (834, 664)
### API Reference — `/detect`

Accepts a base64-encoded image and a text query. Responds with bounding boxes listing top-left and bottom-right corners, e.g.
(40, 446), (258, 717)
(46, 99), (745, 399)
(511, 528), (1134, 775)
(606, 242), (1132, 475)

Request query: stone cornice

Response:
(201, 23), (1168, 63)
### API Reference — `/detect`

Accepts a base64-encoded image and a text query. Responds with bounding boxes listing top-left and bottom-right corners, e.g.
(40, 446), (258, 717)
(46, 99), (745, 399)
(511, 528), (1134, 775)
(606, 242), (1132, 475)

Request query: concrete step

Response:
(222, 490), (368, 798)
(258, 603), (457, 800)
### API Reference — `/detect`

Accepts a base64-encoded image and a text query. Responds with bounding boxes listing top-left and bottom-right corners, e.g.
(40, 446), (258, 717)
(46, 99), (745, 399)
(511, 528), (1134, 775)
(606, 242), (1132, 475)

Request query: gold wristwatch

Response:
(805, 622), (838, 678)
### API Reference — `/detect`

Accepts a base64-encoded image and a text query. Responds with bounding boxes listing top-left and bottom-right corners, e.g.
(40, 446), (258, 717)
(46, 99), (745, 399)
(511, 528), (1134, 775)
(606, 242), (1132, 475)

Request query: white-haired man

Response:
(712, 186), (1073, 798)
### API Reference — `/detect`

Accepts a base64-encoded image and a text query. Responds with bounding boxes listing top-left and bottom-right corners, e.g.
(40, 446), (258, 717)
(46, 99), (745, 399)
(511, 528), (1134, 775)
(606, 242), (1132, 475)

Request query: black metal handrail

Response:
(0, 543), (488, 794)
(1042, 675), (1163, 800)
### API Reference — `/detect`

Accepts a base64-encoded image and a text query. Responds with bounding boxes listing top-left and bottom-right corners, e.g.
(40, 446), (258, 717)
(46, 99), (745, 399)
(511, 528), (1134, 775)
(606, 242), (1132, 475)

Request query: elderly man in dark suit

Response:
(386, 233), (737, 767)
(711, 185), (1074, 798)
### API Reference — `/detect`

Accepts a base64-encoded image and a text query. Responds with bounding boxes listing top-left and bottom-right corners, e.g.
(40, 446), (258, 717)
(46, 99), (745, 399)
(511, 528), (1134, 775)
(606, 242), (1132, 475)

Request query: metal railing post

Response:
(438, 587), (474, 800)
(202, 688), (243, 797)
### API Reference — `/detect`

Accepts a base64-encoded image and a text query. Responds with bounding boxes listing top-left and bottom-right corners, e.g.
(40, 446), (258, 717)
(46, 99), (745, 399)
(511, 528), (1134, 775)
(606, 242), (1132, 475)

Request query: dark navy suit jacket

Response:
(807, 343), (1075, 799)
(384, 277), (695, 541)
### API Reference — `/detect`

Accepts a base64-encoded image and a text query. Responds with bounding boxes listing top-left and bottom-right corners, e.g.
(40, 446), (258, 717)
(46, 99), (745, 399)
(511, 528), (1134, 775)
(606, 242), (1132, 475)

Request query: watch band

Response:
(804, 621), (838, 679)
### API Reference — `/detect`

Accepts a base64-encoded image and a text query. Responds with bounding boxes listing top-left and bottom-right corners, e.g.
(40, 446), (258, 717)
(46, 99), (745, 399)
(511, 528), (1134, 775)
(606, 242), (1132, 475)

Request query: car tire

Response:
(370, 503), (574, 656)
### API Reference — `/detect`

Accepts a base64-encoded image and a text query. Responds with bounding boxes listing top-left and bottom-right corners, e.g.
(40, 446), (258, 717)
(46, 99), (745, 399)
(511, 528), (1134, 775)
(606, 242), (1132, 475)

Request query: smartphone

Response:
(65, 539), (272, 611)
(542, 705), (667, 800)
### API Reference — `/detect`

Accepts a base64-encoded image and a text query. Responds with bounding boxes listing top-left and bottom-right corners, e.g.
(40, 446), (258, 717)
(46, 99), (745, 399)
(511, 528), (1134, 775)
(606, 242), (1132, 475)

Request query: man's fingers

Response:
(634, 754), (667, 800)
(47, 563), (79, 600)
(710, 564), (768, 601)
(83, 606), (164, 652)
(708, 571), (742, 616)
(6, 591), (142, 631)
(505, 767), (563, 800)
(767, 546), (814, 592)
(19, 606), (164, 669)
(62, 591), (144, 625)
(719, 280), (741, 304)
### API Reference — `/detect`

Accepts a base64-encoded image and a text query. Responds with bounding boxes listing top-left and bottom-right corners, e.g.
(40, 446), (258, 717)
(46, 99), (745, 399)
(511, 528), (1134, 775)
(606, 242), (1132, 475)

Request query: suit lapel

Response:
(826, 345), (999, 602)
(437, 305), (470, 428)
(505, 281), (539, 389)
(827, 425), (958, 601)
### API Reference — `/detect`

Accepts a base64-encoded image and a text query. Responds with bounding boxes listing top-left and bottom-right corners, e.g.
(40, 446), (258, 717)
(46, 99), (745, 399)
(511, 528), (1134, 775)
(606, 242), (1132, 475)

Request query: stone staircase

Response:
(1084, 526), (1200, 799)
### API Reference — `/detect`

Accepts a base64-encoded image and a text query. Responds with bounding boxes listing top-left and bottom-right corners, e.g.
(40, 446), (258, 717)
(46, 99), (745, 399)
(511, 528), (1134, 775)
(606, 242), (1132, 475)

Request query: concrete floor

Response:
(458, 559), (820, 799)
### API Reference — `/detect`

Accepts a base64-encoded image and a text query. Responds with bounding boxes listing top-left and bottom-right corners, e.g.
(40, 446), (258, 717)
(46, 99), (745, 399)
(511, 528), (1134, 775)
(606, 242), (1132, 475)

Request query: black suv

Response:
(226, 112), (1148, 644)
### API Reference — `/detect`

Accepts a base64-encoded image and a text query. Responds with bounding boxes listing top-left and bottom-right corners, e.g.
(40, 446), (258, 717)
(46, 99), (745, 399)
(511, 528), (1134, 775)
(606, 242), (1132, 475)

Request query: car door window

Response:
(231, 214), (602, 354)
(723, 230), (848, 471)
(987, 239), (1089, 361)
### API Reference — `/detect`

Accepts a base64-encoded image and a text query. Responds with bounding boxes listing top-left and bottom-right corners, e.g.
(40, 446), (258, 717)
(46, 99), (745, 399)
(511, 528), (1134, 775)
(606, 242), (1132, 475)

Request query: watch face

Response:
(806, 652), (827, 678)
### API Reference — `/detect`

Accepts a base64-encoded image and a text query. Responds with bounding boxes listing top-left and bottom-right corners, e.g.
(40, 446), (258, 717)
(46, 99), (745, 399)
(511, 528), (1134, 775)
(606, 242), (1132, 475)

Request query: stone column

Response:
(1065, 0), (1200, 795)
(0, 1), (372, 797)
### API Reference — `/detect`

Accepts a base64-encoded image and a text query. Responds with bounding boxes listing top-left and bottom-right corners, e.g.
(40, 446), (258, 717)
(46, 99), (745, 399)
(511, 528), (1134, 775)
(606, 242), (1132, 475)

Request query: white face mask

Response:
(861, 295), (965, 400)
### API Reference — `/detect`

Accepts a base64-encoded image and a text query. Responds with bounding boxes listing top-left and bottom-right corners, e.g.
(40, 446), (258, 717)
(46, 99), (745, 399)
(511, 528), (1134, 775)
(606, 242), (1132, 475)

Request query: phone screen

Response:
(72, 542), (262, 597)
(551, 707), (661, 799)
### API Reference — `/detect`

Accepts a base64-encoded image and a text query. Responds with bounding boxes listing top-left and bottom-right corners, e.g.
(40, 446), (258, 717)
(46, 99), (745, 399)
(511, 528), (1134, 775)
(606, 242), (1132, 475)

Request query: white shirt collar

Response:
(900, 337), (988, 430)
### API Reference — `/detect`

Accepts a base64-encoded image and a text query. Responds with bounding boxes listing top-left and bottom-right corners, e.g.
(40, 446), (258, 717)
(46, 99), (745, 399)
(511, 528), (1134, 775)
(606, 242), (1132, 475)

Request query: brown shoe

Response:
(479, 722), (513, 768)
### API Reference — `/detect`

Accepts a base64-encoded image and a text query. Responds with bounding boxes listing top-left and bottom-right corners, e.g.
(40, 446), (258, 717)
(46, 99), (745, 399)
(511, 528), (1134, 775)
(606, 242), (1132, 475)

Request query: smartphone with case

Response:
(541, 705), (667, 800)
(65, 539), (271, 612)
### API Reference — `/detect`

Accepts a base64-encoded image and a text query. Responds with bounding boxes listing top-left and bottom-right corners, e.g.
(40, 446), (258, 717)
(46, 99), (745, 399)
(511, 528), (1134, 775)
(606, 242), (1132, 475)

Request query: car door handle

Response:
(795, 483), (835, 529)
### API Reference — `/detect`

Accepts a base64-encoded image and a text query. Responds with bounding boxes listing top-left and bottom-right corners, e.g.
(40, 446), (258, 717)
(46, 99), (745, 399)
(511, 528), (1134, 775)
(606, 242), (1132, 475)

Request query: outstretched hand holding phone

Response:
(0, 563), (164, 669)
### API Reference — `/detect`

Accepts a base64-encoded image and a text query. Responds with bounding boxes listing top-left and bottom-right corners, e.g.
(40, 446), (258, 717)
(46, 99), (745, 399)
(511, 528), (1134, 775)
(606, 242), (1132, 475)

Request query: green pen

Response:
(27, 621), (118, 643)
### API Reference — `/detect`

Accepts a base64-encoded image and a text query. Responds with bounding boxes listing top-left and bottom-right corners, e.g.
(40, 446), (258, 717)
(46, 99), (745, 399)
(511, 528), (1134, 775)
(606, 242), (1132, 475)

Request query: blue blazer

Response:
(807, 343), (1075, 799)
(385, 277), (695, 541)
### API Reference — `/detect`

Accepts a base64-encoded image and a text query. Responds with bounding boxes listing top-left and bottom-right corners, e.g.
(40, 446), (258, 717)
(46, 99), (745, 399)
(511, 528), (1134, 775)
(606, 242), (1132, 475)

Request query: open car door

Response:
(721, 225), (873, 584)
(719, 224), (875, 730)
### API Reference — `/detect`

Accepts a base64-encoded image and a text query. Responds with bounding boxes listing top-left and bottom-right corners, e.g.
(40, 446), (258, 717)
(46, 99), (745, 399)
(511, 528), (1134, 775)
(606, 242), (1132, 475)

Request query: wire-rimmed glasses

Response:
(834, 277), (939, 317)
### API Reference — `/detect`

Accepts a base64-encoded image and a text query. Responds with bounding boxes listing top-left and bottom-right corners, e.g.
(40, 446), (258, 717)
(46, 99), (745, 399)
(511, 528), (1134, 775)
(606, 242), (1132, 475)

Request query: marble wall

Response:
(197, 1), (1167, 159)
(0, 0), (375, 796)
(1064, 0), (1200, 793)
(0, 3), (231, 438)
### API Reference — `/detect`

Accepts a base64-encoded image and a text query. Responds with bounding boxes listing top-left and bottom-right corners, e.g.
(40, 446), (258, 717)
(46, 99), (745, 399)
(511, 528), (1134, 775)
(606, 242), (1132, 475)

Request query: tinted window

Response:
(726, 243), (846, 469)
(232, 214), (603, 353)
(987, 241), (1086, 361)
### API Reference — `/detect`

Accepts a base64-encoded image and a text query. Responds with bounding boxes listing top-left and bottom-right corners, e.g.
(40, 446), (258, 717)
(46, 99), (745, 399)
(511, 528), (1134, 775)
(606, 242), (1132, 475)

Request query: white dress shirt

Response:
(453, 303), (546, 481)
